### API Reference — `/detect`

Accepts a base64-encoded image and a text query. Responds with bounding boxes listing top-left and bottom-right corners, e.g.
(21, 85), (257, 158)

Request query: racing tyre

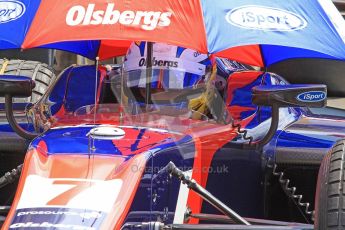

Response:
(315, 139), (345, 230)
(0, 59), (56, 103)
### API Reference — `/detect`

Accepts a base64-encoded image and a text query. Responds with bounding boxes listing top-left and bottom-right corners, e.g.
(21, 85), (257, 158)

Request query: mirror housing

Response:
(252, 84), (327, 108)
(249, 84), (327, 148)
(0, 75), (35, 97)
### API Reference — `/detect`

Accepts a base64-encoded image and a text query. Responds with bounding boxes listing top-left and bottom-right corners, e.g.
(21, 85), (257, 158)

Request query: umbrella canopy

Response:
(14, 0), (345, 67)
(0, 0), (130, 60)
(1, 0), (345, 65)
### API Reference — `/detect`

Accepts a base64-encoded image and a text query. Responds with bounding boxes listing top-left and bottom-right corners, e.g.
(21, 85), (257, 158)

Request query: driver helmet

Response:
(122, 42), (213, 106)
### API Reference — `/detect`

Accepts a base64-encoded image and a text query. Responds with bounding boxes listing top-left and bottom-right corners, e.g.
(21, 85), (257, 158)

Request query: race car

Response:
(0, 42), (341, 230)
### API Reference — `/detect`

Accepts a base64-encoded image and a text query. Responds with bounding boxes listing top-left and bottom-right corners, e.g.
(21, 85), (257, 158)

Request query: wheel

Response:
(315, 139), (345, 230)
(0, 59), (56, 103)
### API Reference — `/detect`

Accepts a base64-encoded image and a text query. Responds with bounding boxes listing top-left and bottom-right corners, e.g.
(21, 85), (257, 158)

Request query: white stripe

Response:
(173, 170), (192, 224)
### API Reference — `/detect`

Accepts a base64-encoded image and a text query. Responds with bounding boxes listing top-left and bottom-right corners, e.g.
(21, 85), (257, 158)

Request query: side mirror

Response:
(250, 84), (327, 148)
(0, 75), (35, 97)
(252, 84), (327, 108)
(0, 75), (37, 140)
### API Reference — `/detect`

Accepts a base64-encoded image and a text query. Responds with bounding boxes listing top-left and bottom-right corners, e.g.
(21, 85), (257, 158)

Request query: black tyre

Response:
(0, 59), (56, 103)
(315, 139), (345, 230)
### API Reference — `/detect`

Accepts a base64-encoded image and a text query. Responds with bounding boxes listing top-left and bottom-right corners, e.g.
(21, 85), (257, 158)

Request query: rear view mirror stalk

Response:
(255, 104), (279, 148)
(0, 75), (38, 140)
(5, 94), (37, 140)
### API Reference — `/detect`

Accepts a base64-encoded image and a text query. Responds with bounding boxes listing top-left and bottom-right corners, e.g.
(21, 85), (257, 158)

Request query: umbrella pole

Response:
(89, 56), (100, 151)
(145, 42), (153, 105)
(93, 57), (100, 126)
(120, 63), (124, 123)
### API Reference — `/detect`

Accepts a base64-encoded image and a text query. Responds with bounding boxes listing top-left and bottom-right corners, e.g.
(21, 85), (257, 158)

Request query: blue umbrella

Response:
(206, 0), (345, 66)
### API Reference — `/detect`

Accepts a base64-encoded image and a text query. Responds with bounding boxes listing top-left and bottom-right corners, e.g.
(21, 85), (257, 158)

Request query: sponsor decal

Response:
(138, 57), (178, 68)
(17, 209), (101, 219)
(10, 222), (95, 230)
(296, 91), (326, 102)
(17, 175), (122, 212)
(226, 5), (307, 31)
(66, 3), (172, 30)
(124, 56), (206, 75)
(0, 0), (25, 23)
(11, 207), (104, 229)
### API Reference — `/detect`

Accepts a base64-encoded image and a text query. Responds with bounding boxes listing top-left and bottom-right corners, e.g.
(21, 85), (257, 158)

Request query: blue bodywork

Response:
(2, 63), (344, 229)
(41, 66), (344, 220)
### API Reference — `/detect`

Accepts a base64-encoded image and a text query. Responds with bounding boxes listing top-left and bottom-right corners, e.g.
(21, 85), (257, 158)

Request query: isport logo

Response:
(226, 5), (307, 31)
(0, 0), (25, 23)
(66, 3), (172, 30)
(297, 91), (326, 102)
